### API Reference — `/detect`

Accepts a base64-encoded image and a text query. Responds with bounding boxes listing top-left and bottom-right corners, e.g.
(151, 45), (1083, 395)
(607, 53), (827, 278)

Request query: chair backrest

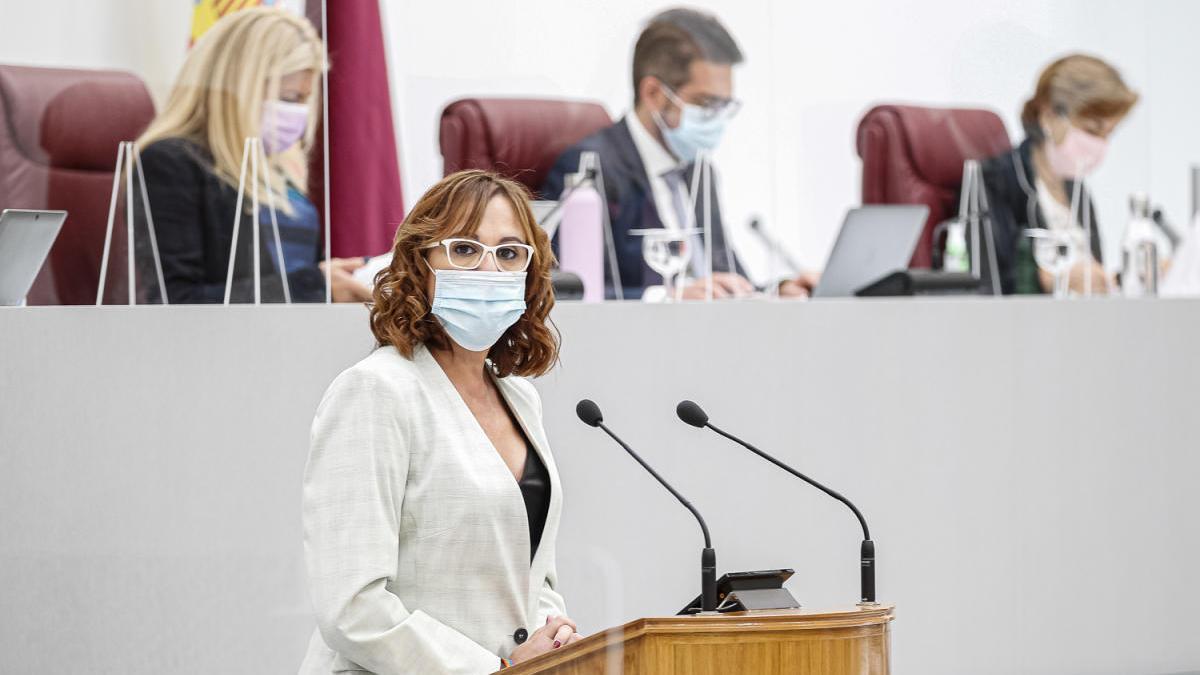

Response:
(439, 97), (612, 194)
(0, 64), (155, 304)
(856, 104), (1011, 268)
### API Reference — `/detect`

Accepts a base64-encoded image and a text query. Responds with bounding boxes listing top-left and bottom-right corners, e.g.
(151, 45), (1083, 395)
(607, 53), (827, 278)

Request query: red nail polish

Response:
(553, 640), (561, 648)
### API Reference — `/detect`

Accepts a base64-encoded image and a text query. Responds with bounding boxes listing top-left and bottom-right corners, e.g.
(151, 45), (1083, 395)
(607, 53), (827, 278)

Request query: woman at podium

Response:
(300, 170), (581, 674)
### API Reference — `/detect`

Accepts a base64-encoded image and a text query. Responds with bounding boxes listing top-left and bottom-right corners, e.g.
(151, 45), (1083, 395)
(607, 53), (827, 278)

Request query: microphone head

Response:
(676, 400), (709, 428)
(576, 399), (603, 427)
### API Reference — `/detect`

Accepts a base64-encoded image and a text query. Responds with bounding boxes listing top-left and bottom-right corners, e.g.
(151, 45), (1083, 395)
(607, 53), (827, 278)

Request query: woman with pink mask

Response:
(980, 54), (1139, 294)
(136, 8), (371, 303)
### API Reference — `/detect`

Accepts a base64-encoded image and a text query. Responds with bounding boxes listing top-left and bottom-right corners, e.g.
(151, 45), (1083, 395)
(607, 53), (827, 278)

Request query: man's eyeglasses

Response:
(422, 238), (534, 273)
(661, 83), (742, 122)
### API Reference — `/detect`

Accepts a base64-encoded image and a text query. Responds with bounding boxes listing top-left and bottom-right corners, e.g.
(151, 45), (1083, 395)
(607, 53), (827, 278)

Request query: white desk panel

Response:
(1, 299), (1196, 674)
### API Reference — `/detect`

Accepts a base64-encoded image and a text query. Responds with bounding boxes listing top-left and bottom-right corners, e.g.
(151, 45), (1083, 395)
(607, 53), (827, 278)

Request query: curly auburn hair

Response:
(369, 170), (558, 378)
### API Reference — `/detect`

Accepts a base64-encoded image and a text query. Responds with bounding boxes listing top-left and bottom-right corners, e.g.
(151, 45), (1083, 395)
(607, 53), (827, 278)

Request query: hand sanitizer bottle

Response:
(558, 173), (604, 302)
(1122, 193), (1159, 297)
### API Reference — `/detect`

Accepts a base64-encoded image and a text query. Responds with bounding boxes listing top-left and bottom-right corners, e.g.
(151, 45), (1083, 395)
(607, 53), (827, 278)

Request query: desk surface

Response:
(1, 299), (1197, 674)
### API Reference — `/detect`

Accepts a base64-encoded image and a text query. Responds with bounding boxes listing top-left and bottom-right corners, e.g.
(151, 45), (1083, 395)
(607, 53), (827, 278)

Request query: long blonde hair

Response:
(138, 7), (324, 205)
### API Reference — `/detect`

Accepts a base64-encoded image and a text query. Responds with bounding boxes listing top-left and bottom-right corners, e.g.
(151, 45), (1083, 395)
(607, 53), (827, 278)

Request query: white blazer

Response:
(299, 344), (566, 675)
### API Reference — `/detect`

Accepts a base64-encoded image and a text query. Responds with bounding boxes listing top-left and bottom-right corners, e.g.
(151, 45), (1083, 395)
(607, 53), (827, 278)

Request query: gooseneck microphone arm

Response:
(594, 423), (713, 548)
(704, 423), (869, 541)
(677, 400), (877, 604)
(577, 400), (717, 611)
(1151, 207), (1183, 249)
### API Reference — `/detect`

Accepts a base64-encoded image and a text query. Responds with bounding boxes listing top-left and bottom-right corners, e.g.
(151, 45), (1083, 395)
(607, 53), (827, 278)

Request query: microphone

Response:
(1151, 207), (1183, 249)
(576, 399), (718, 612)
(748, 217), (802, 274)
(676, 400), (877, 604)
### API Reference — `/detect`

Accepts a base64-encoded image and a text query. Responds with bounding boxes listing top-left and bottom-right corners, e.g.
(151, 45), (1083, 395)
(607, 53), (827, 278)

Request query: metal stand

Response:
(222, 137), (292, 305)
(321, 0), (332, 303)
(1191, 165), (1200, 223)
(959, 160), (1001, 295)
(96, 141), (167, 305)
(542, 152), (625, 299)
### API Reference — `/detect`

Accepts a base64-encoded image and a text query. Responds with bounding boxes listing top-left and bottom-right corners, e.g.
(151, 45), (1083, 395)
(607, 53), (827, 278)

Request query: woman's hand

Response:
(779, 270), (821, 298)
(1038, 259), (1114, 295)
(318, 258), (373, 302)
(509, 615), (584, 664)
(673, 272), (756, 300)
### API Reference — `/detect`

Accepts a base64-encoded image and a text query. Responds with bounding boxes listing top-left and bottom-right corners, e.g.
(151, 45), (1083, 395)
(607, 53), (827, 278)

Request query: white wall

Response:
(3, 1), (1197, 281)
(0, 0), (190, 104)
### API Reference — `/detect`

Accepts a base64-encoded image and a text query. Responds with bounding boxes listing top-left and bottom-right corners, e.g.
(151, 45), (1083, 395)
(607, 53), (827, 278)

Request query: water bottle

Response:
(943, 220), (969, 273)
(558, 173), (604, 302)
(1122, 193), (1159, 297)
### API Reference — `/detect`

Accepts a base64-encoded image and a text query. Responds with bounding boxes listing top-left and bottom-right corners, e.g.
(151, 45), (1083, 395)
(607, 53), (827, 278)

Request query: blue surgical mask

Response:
(429, 268), (527, 352)
(652, 99), (729, 163)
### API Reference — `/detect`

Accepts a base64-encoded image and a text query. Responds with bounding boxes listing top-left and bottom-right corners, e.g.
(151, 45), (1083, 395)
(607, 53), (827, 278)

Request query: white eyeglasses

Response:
(422, 238), (535, 272)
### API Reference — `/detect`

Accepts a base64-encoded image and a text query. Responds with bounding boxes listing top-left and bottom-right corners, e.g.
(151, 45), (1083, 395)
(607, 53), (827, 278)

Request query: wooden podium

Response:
(502, 605), (894, 675)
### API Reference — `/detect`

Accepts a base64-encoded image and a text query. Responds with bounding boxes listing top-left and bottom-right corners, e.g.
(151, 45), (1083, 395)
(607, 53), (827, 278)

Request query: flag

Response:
(305, 0), (405, 258)
(190, 0), (305, 45)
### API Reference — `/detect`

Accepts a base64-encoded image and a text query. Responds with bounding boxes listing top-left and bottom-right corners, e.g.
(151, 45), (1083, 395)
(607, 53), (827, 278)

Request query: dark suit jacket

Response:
(540, 117), (742, 298)
(136, 137), (325, 303)
(980, 137), (1103, 295)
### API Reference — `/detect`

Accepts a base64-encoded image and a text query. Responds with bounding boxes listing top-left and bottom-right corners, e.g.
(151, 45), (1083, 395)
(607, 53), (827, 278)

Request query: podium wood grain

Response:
(501, 606), (894, 675)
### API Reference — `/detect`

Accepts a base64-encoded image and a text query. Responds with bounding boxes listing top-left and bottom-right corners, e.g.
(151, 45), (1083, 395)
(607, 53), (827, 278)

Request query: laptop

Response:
(812, 205), (929, 298)
(0, 209), (68, 306)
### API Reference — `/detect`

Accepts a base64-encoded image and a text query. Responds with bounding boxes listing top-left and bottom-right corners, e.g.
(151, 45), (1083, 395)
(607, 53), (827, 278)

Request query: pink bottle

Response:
(558, 175), (605, 302)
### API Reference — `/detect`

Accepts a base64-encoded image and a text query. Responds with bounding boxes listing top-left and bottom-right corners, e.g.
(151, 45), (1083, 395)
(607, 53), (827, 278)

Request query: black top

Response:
(539, 117), (743, 298)
(979, 137), (1103, 294)
(517, 441), (550, 561)
(135, 137), (326, 303)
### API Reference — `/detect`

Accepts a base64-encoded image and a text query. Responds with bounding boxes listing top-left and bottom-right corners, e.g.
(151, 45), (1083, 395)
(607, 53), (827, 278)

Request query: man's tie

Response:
(661, 165), (707, 279)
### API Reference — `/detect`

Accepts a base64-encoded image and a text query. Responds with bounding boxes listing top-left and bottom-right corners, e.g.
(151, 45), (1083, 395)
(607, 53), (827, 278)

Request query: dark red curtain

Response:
(307, 0), (404, 258)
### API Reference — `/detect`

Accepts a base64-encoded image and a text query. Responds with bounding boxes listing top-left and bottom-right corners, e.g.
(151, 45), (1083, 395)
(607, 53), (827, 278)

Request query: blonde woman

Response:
(981, 54), (1139, 294)
(137, 7), (370, 303)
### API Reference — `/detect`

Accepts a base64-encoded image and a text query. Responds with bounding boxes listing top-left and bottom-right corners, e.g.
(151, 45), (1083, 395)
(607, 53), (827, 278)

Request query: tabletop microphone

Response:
(1151, 207), (1183, 249)
(748, 217), (802, 274)
(676, 400), (878, 605)
(576, 399), (717, 612)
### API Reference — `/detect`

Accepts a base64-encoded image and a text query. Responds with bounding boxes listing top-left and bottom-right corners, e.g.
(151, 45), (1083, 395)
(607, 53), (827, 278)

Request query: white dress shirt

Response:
(1036, 177), (1089, 257)
(626, 115), (689, 233)
(625, 115), (715, 298)
(300, 344), (566, 675)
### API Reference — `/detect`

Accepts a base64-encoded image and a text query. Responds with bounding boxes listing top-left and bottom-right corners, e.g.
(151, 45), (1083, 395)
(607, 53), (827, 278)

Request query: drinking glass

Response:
(1025, 228), (1078, 299)
(630, 228), (700, 301)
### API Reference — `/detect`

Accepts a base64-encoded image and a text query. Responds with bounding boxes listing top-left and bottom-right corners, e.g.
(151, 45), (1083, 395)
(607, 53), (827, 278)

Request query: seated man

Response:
(542, 7), (815, 299)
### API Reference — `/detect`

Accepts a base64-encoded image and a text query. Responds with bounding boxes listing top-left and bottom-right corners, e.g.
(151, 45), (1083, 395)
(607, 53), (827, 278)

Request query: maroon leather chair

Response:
(439, 98), (612, 195)
(856, 104), (1011, 268)
(0, 65), (155, 304)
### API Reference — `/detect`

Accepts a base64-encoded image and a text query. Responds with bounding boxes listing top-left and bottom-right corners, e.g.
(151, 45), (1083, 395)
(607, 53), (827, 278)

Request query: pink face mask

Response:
(260, 100), (309, 155)
(1044, 124), (1108, 179)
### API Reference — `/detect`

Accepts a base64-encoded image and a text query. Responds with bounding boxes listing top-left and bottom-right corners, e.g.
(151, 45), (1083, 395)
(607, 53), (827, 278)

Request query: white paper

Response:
(1160, 215), (1200, 297)
(354, 253), (393, 289)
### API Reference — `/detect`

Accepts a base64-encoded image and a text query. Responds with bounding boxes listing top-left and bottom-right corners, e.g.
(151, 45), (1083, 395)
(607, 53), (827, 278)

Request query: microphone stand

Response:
(578, 399), (717, 612)
(704, 423), (876, 605)
(595, 422), (717, 612)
